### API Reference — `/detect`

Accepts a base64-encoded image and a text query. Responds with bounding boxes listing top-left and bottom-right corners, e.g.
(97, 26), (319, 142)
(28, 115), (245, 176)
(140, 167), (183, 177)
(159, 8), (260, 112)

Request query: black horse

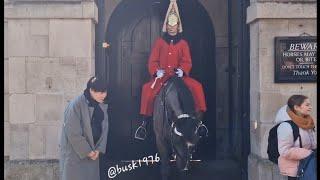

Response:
(153, 76), (206, 180)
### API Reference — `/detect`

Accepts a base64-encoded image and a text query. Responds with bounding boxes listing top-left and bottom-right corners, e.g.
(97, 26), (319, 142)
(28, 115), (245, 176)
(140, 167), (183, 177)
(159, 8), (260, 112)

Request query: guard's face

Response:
(294, 98), (312, 116)
(90, 88), (107, 103)
(166, 24), (179, 36)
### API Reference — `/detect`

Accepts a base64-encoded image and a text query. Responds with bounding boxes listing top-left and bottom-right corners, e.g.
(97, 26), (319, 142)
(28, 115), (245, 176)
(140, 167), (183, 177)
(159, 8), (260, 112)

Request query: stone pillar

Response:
(4, 18), (10, 158)
(4, 0), (98, 178)
(246, 1), (317, 180)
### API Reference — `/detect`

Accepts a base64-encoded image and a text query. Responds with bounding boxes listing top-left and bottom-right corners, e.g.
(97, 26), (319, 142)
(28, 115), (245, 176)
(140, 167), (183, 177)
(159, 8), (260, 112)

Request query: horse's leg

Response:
(177, 170), (189, 180)
(155, 137), (171, 180)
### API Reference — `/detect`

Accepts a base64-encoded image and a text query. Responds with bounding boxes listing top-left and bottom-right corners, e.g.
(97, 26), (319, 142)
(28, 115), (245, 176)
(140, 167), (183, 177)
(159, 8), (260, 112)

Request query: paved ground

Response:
(101, 159), (243, 180)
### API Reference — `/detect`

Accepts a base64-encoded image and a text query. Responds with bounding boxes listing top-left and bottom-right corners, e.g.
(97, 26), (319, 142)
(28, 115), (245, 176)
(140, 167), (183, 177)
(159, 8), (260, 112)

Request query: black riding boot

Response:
(196, 111), (204, 121)
(135, 116), (149, 140)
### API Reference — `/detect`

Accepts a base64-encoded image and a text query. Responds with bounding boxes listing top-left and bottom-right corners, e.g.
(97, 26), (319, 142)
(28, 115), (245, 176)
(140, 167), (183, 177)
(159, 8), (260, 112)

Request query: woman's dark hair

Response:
(287, 95), (308, 112)
(86, 76), (107, 92)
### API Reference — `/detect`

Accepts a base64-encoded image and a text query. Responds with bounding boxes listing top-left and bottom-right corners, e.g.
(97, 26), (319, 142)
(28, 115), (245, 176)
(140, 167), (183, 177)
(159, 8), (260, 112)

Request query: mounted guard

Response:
(135, 0), (208, 140)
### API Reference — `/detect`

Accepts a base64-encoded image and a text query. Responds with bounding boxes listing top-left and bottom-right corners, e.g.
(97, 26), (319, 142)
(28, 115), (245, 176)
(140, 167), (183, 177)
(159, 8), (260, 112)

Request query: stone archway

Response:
(102, 0), (217, 161)
(97, 0), (250, 179)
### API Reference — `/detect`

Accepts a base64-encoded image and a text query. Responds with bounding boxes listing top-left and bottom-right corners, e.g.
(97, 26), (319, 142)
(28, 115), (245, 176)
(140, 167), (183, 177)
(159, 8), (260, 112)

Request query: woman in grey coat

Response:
(59, 76), (109, 180)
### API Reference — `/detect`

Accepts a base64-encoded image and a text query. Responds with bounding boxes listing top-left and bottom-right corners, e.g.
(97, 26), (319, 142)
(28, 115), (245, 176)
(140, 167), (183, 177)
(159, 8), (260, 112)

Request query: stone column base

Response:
(248, 153), (287, 180)
(4, 158), (59, 180)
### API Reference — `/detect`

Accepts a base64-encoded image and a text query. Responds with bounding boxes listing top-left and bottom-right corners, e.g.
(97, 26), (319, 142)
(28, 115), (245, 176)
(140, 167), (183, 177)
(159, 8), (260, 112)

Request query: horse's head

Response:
(157, 76), (205, 172)
(171, 114), (202, 171)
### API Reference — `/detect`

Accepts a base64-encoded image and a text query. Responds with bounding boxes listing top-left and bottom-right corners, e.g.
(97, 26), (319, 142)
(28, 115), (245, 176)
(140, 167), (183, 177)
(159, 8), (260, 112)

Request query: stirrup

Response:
(198, 122), (209, 137)
(134, 126), (147, 140)
(171, 154), (177, 160)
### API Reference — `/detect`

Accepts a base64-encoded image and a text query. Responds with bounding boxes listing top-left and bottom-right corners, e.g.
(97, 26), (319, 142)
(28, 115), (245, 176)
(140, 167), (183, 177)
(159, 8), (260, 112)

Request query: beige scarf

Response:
(288, 109), (315, 130)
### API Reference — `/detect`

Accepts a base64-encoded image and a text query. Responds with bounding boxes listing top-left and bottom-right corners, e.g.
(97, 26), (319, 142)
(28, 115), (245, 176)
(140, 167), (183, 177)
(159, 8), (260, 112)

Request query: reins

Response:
(160, 79), (195, 162)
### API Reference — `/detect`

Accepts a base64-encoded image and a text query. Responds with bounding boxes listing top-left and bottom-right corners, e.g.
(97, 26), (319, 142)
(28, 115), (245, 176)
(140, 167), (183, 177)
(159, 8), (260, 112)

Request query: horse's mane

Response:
(166, 76), (195, 115)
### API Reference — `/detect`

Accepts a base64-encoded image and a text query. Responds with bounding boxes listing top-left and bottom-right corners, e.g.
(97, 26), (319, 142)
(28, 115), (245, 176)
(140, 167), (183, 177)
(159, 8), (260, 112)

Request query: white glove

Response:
(156, 69), (165, 78)
(175, 68), (183, 78)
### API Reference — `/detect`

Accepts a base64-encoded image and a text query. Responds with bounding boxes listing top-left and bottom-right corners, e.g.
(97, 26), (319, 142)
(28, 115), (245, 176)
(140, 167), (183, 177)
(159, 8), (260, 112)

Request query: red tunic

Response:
(140, 37), (207, 116)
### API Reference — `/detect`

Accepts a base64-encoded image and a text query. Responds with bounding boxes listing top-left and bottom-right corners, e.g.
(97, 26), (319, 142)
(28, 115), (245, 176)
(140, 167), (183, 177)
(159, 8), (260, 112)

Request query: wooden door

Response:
(104, 0), (216, 161)
(106, 1), (162, 160)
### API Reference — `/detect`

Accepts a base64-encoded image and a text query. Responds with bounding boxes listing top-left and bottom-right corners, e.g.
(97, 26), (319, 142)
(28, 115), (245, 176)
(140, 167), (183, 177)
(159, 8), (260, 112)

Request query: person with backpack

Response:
(275, 95), (316, 180)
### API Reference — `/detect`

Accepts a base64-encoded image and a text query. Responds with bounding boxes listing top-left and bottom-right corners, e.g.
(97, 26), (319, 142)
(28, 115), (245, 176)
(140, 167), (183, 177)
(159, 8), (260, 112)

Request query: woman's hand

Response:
(91, 150), (100, 160)
(87, 151), (96, 159)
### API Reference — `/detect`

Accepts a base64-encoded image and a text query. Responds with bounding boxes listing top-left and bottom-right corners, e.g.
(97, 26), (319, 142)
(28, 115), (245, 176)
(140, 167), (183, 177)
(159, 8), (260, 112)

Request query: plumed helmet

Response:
(162, 0), (183, 33)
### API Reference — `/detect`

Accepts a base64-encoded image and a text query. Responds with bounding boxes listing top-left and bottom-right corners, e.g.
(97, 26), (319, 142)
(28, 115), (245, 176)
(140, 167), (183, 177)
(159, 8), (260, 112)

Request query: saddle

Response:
(164, 76), (196, 114)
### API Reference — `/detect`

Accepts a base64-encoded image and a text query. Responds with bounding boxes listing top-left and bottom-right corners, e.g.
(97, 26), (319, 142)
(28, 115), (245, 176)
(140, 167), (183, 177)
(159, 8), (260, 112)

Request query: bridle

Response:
(169, 114), (200, 170)
(160, 78), (202, 170)
(172, 114), (204, 139)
